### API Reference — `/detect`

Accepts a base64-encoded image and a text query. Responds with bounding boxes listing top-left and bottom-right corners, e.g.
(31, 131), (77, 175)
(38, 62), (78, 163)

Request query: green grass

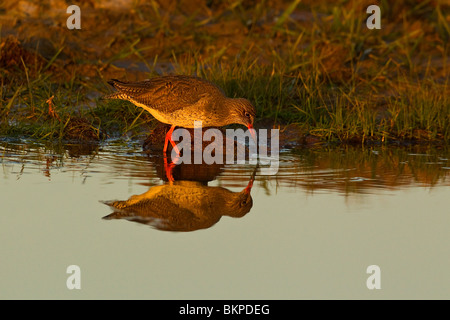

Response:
(0, 0), (449, 144)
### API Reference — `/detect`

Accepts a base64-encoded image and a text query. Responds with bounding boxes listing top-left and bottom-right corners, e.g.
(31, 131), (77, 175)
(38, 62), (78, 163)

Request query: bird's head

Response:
(228, 98), (257, 140)
(225, 190), (253, 218)
(224, 172), (255, 218)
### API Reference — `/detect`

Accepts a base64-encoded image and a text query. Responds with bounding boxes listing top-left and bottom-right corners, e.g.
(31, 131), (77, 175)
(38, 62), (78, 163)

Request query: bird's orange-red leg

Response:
(163, 155), (175, 183)
(163, 125), (180, 156)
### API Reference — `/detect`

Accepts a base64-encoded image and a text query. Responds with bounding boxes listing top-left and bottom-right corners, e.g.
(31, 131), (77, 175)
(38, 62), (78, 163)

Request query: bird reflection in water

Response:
(102, 149), (256, 232)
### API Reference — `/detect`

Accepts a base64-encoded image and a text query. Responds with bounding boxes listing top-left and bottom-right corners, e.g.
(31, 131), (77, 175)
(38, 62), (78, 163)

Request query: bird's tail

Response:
(101, 92), (129, 100)
(101, 79), (130, 100)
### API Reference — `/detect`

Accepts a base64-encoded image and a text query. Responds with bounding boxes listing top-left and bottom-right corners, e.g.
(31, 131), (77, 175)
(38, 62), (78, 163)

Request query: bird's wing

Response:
(109, 76), (225, 113)
(103, 193), (212, 231)
(103, 193), (193, 217)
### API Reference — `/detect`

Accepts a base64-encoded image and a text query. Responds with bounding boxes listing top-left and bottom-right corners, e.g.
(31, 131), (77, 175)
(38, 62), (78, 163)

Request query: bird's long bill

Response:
(244, 168), (257, 194)
(247, 124), (257, 143)
(244, 178), (253, 194)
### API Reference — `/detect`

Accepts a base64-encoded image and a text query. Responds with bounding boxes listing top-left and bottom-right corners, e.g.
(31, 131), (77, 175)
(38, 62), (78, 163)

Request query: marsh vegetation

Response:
(0, 0), (449, 145)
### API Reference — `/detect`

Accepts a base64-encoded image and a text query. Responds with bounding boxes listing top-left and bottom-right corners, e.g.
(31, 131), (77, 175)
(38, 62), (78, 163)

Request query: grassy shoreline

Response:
(0, 0), (449, 146)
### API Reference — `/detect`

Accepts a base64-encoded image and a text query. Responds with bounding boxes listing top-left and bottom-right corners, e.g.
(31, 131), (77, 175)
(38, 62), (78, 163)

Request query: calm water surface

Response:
(1, 139), (449, 299)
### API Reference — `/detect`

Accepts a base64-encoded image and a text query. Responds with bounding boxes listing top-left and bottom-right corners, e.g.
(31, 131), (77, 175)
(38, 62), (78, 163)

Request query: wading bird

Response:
(104, 75), (256, 154)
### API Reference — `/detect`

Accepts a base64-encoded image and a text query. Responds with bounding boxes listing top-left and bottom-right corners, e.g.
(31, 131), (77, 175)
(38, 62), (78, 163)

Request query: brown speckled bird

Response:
(103, 75), (256, 153)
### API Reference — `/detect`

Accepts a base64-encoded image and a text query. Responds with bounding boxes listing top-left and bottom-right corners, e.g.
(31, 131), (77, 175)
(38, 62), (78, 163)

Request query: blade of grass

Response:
(43, 46), (64, 71)
(273, 0), (302, 32)
(2, 86), (23, 117)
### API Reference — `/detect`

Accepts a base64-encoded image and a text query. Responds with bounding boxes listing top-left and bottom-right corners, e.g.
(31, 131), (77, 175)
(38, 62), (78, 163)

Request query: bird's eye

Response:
(241, 200), (247, 206)
(244, 112), (251, 118)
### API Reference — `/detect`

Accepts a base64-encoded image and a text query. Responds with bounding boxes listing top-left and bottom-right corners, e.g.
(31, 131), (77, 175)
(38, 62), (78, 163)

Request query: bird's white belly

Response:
(130, 98), (217, 128)
(130, 99), (172, 124)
